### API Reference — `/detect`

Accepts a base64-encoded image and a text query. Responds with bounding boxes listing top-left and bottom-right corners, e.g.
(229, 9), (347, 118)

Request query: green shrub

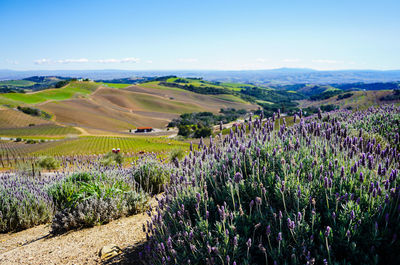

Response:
(51, 190), (148, 234)
(36, 156), (60, 170)
(132, 157), (174, 194)
(48, 171), (149, 234)
(169, 148), (185, 166)
(100, 151), (124, 166)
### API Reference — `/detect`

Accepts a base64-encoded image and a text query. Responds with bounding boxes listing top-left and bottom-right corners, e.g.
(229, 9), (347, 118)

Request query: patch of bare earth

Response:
(0, 199), (157, 265)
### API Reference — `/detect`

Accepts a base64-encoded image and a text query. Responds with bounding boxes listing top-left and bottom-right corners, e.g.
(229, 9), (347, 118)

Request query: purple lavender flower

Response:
(266, 225), (271, 236)
(234, 172), (243, 183)
(246, 238), (252, 248)
(277, 232), (282, 242)
(325, 226), (331, 237)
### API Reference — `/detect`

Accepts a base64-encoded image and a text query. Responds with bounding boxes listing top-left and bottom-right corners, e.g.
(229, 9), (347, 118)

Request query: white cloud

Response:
(312, 59), (341, 64)
(146, 60), (153, 64)
(283, 58), (301, 63)
(34, 58), (52, 65)
(96, 57), (140, 63)
(56, 58), (89, 64)
(177, 58), (198, 63)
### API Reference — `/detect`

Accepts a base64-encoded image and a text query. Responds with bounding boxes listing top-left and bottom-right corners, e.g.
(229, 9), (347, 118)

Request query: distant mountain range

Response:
(1, 68), (400, 85)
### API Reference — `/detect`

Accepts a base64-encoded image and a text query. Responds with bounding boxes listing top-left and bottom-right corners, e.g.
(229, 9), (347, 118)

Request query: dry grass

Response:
(128, 85), (258, 112)
(0, 108), (51, 129)
(39, 85), (258, 132)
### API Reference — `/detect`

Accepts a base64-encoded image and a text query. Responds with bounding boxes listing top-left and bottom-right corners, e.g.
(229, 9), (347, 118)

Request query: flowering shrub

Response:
(51, 190), (148, 234)
(36, 156), (60, 170)
(144, 106), (400, 264)
(49, 169), (149, 234)
(1, 165), (151, 233)
(132, 156), (175, 194)
(0, 173), (60, 232)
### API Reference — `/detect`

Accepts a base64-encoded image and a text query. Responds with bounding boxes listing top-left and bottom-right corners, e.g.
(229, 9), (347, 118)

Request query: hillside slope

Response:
(298, 90), (400, 109)
(1, 79), (258, 132)
(39, 83), (257, 131)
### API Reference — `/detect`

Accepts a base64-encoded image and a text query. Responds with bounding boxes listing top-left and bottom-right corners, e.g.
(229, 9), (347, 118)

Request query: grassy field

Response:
(0, 81), (100, 106)
(164, 77), (257, 92)
(0, 124), (80, 137)
(97, 82), (132, 89)
(137, 80), (253, 105)
(0, 80), (36, 87)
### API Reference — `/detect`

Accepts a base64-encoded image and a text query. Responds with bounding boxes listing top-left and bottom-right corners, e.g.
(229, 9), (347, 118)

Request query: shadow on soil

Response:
(102, 241), (147, 265)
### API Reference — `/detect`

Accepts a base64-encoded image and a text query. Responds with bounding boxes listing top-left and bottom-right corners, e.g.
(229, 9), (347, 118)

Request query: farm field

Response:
(30, 136), (189, 156)
(0, 107), (52, 128)
(0, 81), (100, 106)
(0, 124), (80, 137)
(0, 135), (189, 161)
(38, 84), (257, 131)
(131, 82), (257, 111)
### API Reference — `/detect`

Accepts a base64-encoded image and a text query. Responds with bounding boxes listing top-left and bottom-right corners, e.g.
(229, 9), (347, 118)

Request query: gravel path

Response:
(0, 200), (155, 264)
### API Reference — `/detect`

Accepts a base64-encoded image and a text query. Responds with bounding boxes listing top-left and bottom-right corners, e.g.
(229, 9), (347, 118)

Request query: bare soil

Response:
(0, 199), (157, 265)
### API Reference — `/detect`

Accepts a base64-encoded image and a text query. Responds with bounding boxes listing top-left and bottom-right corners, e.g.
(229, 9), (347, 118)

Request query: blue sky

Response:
(0, 0), (399, 70)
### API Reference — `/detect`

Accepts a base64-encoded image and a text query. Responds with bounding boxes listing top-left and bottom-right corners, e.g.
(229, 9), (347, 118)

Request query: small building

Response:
(135, 127), (153, 133)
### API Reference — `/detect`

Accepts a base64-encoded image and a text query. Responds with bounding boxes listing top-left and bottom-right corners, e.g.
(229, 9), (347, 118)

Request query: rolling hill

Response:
(0, 79), (258, 134)
(298, 90), (400, 109)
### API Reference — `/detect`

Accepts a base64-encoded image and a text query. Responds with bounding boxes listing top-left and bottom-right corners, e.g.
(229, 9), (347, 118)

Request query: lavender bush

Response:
(1, 163), (151, 233)
(0, 173), (61, 232)
(144, 106), (400, 264)
(132, 155), (176, 194)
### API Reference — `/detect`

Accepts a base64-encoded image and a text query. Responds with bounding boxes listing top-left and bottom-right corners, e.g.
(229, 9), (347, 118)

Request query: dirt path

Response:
(0, 198), (157, 264)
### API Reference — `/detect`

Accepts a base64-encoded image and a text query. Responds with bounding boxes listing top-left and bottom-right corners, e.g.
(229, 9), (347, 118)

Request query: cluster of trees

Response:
(169, 109), (248, 138)
(177, 124), (213, 138)
(17, 106), (51, 119)
(337, 92), (354, 100)
(159, 81), (230, 95)
(310, 89), (343, 101)
(380, 89), (400, 101)
(0, 87), (25, 93)
(241, 87), (304, 117)
(301, 104), (339, 116)
(54, 80), (70, 88)
(335, 82), (400, 91)
(0, 76), (73, 93)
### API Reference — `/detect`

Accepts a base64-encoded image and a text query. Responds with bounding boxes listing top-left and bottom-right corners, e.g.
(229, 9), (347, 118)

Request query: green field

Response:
(30, 136), (189, 156)
(164, 77), (256, 92)
(138, 81), (187, 92)
(0, 81), (100, 106)
(138, 80), (251, 104)
(0, 80), (36, 87)
(97, 82), (132, 89)
(0, 124), (80, 137)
